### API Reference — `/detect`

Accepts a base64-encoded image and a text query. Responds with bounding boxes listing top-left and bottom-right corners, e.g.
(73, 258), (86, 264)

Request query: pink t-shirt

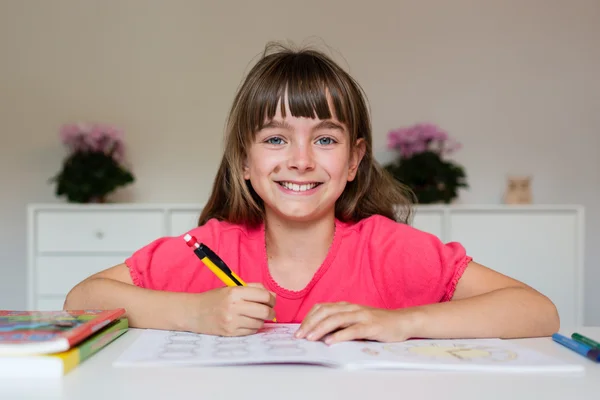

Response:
(125, 214), (472, 323)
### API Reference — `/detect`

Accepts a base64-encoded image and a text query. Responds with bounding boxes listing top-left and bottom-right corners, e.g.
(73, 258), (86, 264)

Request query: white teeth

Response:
(279, 182), (319, 192)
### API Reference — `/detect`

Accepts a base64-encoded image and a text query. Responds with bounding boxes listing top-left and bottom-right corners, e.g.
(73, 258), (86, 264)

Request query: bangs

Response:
(242, 52), (351, 138)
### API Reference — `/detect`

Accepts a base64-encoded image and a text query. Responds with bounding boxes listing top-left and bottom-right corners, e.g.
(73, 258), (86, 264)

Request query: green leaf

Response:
(50, 151), (135, 203)
(383, 150), (468, 204)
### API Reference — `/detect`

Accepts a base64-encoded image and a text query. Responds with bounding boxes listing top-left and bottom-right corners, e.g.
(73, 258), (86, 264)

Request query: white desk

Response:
(2, 327), (599, 400)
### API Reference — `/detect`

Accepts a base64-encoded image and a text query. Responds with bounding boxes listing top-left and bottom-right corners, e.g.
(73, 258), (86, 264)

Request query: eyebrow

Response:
(261, 120), (294, 131)
(261, 119), (346, 133)
(313, 120), (346, 133)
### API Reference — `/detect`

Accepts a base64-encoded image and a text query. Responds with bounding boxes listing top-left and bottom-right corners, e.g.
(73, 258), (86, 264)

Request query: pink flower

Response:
(58, 122), (127, 162)
(387, 122), (460, 159)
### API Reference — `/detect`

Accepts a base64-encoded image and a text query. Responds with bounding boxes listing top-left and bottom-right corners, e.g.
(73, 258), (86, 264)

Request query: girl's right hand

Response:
(181, 283), (276, 336)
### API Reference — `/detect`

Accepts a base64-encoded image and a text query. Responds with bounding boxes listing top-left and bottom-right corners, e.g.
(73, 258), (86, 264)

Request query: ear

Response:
(348, 138), (366, 182)
(243, 159), (250, 180)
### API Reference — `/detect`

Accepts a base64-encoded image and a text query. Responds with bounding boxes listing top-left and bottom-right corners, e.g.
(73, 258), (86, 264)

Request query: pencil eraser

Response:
(183, 234), (196, 247)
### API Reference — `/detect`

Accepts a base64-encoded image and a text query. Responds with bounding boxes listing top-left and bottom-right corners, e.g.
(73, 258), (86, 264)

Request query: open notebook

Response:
(113, 324), (583, 373)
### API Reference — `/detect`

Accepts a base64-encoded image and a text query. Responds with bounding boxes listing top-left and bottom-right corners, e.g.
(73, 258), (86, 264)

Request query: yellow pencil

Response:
(184, 234), (276, 322)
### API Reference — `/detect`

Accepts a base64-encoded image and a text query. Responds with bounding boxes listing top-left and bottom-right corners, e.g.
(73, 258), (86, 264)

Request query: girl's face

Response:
(244, 101), (365, 225)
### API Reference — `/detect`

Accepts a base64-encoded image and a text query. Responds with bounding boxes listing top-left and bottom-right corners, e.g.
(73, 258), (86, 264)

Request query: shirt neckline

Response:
(257, 218), (345, 300)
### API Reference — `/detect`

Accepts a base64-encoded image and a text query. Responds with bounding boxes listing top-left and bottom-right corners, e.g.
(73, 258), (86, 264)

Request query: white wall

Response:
(1, 1), (598, 324)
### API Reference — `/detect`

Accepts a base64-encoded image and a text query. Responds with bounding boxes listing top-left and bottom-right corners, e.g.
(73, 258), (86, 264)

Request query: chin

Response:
(271, 205), (334, 224)
(277, 211), (318, 222)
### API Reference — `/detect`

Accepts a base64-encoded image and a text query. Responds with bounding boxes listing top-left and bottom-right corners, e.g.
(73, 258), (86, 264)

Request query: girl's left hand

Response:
(294, 302), (417, 345)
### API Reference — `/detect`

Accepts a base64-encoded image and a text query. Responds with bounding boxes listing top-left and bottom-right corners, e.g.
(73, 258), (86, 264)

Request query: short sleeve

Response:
(373, 222), (472, 307)
(124, 218), (223, 292)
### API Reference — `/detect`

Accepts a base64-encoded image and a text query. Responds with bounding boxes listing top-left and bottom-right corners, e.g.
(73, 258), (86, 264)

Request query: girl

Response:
(64, 42), (559, 344)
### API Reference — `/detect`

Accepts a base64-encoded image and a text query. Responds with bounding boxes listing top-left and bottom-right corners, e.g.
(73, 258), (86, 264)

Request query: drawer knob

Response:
(95, 231), (104, 239)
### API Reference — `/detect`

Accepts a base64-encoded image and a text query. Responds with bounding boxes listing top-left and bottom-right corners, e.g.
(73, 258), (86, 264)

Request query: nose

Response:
(286, 141), (315, 172)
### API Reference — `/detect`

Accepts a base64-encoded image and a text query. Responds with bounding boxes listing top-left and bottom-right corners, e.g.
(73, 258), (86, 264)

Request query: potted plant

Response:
(383, 123), (468, 204)
(50, 122), (135, 203)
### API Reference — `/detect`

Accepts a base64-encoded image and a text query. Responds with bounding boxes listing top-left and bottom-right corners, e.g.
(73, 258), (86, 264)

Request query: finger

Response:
(246, 282), (265, 289)
(304, 302), (330, 320)
(235, 286), (276, 307)
(305, 311), (360, 342)
(324, 323), (370, 345)
(218, 315), (265, 337)
(247, 282), (277, 298)
(296, 303), (334, 337)
(246, 282), (275, 296)
(297, 303), (356, 338)
(238, 301), (276, 321)
(232, 328), (259, 337)
(296, 304), (321, 337)
(245, 283), (276, 307)
(236, 315), (266, 331)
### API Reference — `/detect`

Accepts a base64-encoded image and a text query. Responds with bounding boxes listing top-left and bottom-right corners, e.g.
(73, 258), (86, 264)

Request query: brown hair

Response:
(198, 42), (415, 227)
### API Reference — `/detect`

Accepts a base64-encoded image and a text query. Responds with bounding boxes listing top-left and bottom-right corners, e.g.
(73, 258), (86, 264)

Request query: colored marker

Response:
(552, 333), (600, 362)
(183, 234), (276, 322)
(572, 332), (600, 350)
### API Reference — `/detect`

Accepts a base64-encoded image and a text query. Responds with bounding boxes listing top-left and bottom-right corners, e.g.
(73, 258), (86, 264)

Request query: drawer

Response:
(168, 210), (202, 236)
(35, 210), (165, 253)
(36, 255), (128, 295)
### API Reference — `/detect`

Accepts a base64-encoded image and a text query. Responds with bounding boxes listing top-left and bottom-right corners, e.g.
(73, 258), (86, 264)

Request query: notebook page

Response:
(329, 338), (584, 373)
(114, 324), (338, 367)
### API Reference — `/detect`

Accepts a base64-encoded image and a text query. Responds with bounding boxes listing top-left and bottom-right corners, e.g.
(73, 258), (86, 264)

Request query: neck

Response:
(264, 211), (336, 264)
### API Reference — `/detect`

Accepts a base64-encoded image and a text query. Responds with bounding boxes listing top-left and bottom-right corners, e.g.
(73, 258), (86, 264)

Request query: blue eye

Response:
(317, 137), (336, 145)
(266, 137), (284, 145)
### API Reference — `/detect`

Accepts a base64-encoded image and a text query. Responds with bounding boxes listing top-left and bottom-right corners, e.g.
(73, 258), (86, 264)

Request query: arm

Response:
(407, 261), (560, 339)
(63, 264), (276, 335)
(63, 263), (192, 331)
(297, 261), (559, 343)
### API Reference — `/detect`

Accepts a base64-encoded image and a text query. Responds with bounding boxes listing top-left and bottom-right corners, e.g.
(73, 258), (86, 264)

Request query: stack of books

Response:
(0, 308), (128, 377)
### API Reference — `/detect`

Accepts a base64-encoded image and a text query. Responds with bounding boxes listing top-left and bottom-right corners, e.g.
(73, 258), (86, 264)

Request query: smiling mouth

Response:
(277, 182), (322, 192)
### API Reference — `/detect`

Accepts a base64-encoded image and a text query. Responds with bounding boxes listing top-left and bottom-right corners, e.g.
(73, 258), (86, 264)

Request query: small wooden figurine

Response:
(504, 176), (532, 204)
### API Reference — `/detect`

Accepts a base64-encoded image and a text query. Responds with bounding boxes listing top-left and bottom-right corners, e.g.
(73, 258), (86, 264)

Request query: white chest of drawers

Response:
(27, 203), (585, 327)
(27, 204), (202, 311)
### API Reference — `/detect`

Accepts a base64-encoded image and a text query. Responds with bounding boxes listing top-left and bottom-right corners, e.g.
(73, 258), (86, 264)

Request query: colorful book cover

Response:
(0, 317), (129, 378)
(0, 308), (125, 355)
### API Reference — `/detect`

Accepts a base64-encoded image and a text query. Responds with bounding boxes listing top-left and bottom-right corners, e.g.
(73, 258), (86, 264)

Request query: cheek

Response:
(321, 156), (350, 180)
(246, 153), (282, 178)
